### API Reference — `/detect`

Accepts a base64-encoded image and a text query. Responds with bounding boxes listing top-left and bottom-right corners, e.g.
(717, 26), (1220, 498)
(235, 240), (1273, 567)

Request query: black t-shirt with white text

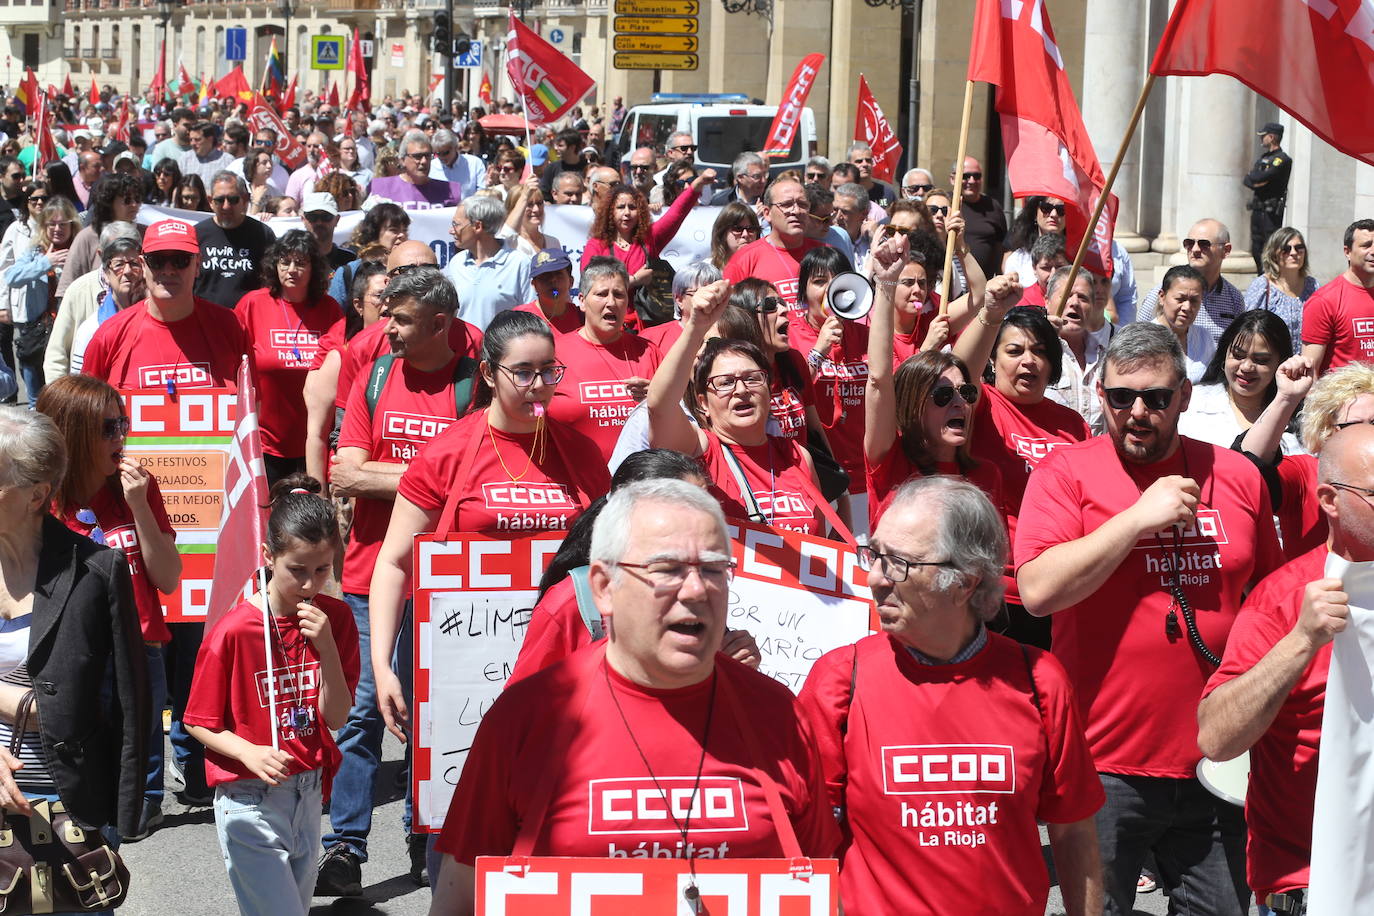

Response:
(193, 216), (275, 309)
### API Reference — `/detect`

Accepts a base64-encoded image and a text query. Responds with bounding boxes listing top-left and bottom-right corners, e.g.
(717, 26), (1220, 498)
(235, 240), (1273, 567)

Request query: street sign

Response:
(225, 27), (247, 62)
(391, 42), (405, 67)
(548, 28), (566, 44)
(613, 52), (699, 70)
(613, 15), (698, 33)
(614, 0), (699, 13)
(612, 34), (699, 53)
(311, 35), (345, 70)
(456, 40), (483, 69)
(359, 39), (374, 58)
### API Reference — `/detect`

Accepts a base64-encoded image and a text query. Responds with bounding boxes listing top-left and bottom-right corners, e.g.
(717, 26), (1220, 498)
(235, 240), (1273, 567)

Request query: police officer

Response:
(1244, 121), (1292, 273)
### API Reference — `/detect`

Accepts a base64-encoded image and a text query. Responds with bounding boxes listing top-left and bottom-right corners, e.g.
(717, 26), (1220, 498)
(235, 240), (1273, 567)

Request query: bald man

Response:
(1198, 421), (1374, 916)
(586, 166), (620, 207)
(1135, 218), (1246, 342)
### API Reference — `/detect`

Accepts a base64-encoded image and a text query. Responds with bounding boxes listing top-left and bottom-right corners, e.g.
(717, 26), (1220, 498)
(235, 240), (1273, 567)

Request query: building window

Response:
(22, 34), (39, 69)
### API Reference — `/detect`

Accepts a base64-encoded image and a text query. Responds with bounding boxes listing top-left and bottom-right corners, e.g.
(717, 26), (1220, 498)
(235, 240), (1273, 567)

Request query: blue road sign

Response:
(225, 27), (247, 62)
(549, 28), (566, 44)
(456, 40), (483, 69)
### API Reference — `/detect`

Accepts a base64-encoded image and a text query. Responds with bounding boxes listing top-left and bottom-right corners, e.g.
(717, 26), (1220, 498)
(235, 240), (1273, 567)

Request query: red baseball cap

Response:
(143, 219), (199, 255)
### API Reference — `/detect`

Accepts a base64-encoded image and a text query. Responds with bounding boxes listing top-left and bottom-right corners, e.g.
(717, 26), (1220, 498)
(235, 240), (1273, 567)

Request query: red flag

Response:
(46, 85), (57, 103)
(213, 65), (253, 103)
(112, 96), (132, 143)
(247, 93), (307, 169)
(345, 27), (370, 113)
(428, 72), (445, 97)
(33, 93), (58, 174)
(88, 76), (100, 108)
(968, 0), (1117, 277)
(175, 61), (195, 98)
(762, 54), (825, 158)
(205, 357), (269, 630)
(280, 74), (297, 113)
(148, 42), (168, 106)
(1152, 0), (1374, 166)
(854, 75), (902, 183)
(478, 71), (493, 107)
(16, 68), (39, 116)
(505, 13), (595, 125)
(326, 78), (340, 108)
(62, 74), (74, 98)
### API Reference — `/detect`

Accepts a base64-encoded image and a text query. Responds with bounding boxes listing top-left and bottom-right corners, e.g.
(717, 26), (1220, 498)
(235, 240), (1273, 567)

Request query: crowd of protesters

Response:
(0, 80), (1368, 916)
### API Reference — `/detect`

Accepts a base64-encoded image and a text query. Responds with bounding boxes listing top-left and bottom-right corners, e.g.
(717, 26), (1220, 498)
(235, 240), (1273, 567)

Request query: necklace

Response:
(276, 295), (308, 362)
(486, 412), (546, 482)
(604, 662), (717, 910)
(265, 592), (312, 731)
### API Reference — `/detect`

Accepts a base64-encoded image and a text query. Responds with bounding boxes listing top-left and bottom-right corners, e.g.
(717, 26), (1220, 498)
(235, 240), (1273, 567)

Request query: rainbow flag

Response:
(505, 13), (593, 126)
(260, 36), (285, 100)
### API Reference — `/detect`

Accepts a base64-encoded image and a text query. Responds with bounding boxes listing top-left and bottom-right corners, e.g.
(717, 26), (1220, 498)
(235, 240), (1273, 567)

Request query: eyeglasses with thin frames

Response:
(615, 558), (735, 592)
(498, 364), (566, 387)
(856, 545), (950, 582)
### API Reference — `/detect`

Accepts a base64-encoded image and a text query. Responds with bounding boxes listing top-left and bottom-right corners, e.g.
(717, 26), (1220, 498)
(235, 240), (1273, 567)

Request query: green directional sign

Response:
(613, 15), (698, 34)
(613, 34), (700, 53)
(614, 52), (699, 71)
(614, 0), (700, 14)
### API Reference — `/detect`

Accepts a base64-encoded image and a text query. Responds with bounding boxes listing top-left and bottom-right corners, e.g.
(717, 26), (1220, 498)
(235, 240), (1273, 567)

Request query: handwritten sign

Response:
(475, 856), (839, 914)
(412, 533), (564, 831)
(119, 387), (236, 623)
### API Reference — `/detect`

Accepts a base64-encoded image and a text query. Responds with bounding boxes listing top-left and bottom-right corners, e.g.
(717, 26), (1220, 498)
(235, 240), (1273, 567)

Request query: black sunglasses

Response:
(927, 204), (950, 216)
(1104, 386), (1177, 410)
(387, 262), (424, 278)
(101, 416), (131, 440)
(904, 183), (933, 194)
(1037, 201), (1066, 217)
(1182, 238), (1214, 252)
(748, 296), (786, 314)
(143, 252), (195, 271)
(304, 212), (335, 223)
(211, 195), (243, 206)
(930, 383), (978, 408)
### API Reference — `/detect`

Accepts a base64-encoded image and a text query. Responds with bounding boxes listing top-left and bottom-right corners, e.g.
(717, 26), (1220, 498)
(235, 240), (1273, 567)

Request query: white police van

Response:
(613, 93), (818, 178)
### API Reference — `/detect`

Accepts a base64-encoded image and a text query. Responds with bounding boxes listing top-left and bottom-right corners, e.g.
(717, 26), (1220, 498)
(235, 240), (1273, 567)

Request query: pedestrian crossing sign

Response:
(311, 36), (345, 70)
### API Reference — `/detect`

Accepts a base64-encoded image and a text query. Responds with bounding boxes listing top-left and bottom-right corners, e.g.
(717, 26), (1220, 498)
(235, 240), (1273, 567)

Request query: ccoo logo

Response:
(588, 777), (749, 835)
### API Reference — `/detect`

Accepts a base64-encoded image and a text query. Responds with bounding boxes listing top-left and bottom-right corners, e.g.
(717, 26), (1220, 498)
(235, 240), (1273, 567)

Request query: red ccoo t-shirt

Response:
(1300, 274), (1374, 375)
(547, 329), (662, 463)
(83, 299), (247, 389)
(723, 237), (824, 310)
(788, 314), (869, 494)
(333, 318), (483, 410)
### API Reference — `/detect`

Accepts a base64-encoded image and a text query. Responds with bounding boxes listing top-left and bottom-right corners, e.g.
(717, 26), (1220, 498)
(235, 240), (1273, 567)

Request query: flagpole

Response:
(242, 355), (280, 755)
(940, 79), (975, 316)
(1055, 73), (1158, 317)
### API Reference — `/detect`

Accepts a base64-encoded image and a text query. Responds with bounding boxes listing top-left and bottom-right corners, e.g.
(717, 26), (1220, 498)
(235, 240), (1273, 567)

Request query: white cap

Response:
(301, 191), (339, 216)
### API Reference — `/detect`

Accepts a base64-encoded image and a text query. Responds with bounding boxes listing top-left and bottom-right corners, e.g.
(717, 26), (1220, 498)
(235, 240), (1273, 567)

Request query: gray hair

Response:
(1029, 231), (1066, 264)
(554, 171), (584, 191)
(847, 140), (874, 158)
(835, 182), (870, 209)
(401, 129), (431, 153)
(1045, 265), (1090, 304)
(462, 195), (506, 236)
(431, 129), (458, 151)
(886, 477), (1006, 622)
(902, 168), (933, 185)
(672, 260), (723, 301)
(99, 221), (142, 260)
(806, 155), (831, 173)
(381, 266), (457, 316)
(732, 151), (765, 175)
(581, 256), (631, 293)
(0, 407), (65, 492)
(210, 171), (249, 197)
(1103, 321), (1187, 384)
(590, 479), (728, 575)
(666, 131), (694, 149)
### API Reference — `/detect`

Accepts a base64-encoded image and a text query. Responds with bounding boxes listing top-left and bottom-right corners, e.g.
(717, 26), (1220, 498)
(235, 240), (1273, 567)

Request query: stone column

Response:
(1080, 0), (1149, 251)
(1287, 122), (1374, 282)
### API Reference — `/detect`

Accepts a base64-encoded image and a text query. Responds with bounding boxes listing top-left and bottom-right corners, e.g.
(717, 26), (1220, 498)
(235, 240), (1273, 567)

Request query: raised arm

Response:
(1241, 355), (1313, 462)
(864, 234), (912, 465)
(648, 169), (717, 256)
(646, 279), (730, 456)
(951, 273), (1023, 391)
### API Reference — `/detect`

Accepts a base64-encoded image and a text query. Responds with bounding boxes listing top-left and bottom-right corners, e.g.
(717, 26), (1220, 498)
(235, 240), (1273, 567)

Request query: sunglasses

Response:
(27, 195), (47, 204)
(211, 195), (243, 206)
(304, 212), (334, 223)
(748, 296), (786, 314)
(1182, 238), (1215, 252)
(805, 172), (828, 181)
(930, 383), (978, 408)
(629, 164), (653, 172)
(143, 252), (194, 271)
(958, 172), (983, 182)
(728, 224), (759, 236)
(1281, 243), (1306, 254)
(672, 144), (698, 153)
(904, 183), (933, 194)
(927, 204), (950, 216)
(101, 416), (131, 440)
(1038, 201), (1066, 217)
(406, 152), (433, 161)
(881, 225), (917, 239)
(1104, 386), (1177, 410)
(387, 262), (424, 278)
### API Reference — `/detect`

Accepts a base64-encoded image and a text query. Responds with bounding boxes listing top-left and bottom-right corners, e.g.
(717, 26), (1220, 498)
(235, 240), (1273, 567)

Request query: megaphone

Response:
(825, 272), (875, 321)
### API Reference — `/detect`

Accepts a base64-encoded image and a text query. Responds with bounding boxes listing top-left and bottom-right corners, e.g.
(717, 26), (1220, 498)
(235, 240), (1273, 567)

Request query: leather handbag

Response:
(0, 691), (130, 913)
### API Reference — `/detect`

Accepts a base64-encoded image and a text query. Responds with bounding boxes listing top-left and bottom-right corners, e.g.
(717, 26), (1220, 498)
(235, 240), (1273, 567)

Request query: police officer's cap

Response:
(1256, 122), (1284, 138)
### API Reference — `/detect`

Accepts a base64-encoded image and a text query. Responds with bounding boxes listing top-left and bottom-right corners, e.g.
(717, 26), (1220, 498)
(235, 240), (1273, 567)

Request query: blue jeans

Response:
(17, 358), (41, 409)
(321, 593), (385, 861)
(1096, 772), (1249, 916)
(214, 770), (322, 916)
(167, 622), (208, 797)
(143, 643), (167, 805)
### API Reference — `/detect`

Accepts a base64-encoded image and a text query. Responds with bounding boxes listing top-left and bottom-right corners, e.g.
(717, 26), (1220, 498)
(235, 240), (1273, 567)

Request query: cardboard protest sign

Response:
(475, 856), (839, 914)
(119, 387), (237, 622)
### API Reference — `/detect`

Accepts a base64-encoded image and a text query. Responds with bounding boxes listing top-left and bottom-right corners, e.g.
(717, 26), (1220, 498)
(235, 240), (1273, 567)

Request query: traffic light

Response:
(433, 13), (451, 55)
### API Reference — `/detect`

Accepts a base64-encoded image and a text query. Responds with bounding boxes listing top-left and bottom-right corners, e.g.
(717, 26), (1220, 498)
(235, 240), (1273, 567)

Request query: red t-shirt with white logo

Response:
(547, 330), (663, 463)
(698, 432), (821, 536)
(1014, 435), (1284, 777)
(59, 480), (175, 644)
(336, 354), (476, 594)
(513, 299), (584, 335)
(397, 409), (610, 537)
(1300, 274), (1374, 374)
(970, 386), (1090, 541)
(723, 237), (824, 310)
(236, 289), (342, 458)
(333, 318), (483, 409)
(1202, 546), (1328, 901)
(769, 349), (814, 443)
(183, 595), (360, 794)
(83, 299), (247, 389)
(798, 633), (1103, 916)
(789, 315), (869, 494)
(437, 645), (839, 862)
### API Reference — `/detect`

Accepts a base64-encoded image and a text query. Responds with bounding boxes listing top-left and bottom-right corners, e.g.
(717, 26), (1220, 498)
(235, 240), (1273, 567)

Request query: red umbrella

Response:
(478, 113), (534, 134)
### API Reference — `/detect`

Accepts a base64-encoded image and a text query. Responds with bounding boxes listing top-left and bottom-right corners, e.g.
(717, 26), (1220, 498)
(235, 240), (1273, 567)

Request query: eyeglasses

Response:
(705, 370), (769, 394)
(1330, 482), (1374, 502)
(1281, 243), (1306, 254)
(406, 152), (433, 161)
(728, 224), (759, 236)
(496, 165), (518, 173)
(498, 364), (566, 387)
(211, 195), (243, 206)
(1182, 238), (1215, 252)
(304, 212), (334, 223)
(1103, 386), (1177, 410)
(958, 172), (983, 182)
(143, 252), (195, 271)
(881, 224), (917, 240)
(746, 297), (785, 315)
(105, 257), (140, 273)
(1037, 201), (1067, 217)
(387, 262), (424, 278)
(805, 172), (828, 182)
(930, 383), (978, 408)
(856, 545), (949, 583)
(903, 183), (933, 194)
(671, 144), (698, 153)
(629, 164), (654, 172)
(101, 416), (131, 440)
(615, 558), (735, 591)
(27, 195), (48, 205)
(771, 198), (808, 212)
(927, 204), (950, 216)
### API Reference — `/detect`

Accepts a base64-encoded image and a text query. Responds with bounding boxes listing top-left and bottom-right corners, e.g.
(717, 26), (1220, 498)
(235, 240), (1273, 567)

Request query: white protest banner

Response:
(475, 856), (839, 914)
(412, 520), (871, 830)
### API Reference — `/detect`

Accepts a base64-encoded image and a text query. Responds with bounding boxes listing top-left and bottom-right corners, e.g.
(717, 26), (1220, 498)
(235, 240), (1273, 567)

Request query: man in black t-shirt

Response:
(192, 171), (275, 309)
(953, 155), (1007, 279)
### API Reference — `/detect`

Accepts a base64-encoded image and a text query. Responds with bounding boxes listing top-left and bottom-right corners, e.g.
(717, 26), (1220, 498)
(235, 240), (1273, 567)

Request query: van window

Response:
(634, 114), (680, 153)
(697, 116), (800, 167)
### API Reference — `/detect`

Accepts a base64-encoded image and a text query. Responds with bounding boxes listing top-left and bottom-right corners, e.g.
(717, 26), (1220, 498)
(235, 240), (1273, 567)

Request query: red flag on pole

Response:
(1151, 0), (1374, 166)
(213, 65), (253, 103)
(345, 27), (370, 112)
(88, 76), (100, 108)
(761, 54), (825, 158)
(478, 71), (493, 107)
(112, 96), (132, 143)
(205, 357), (269, 630)
(505, 12), (595, 125)
(326, 78), (340, 108)
(175, 60), (194, 98)
(33, 92), (58, 176)
(148, 42), (168, 106)
(428, 72), (445, 97)
(16, 68), (39, 116)
(46, 85), (57, 103)
(280, 74), (297, 113)
(61, 74), (74, 98)
(854, 75), (902, 182)
(968, 0), (1117, 277)
(247, 93), (306, 169)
